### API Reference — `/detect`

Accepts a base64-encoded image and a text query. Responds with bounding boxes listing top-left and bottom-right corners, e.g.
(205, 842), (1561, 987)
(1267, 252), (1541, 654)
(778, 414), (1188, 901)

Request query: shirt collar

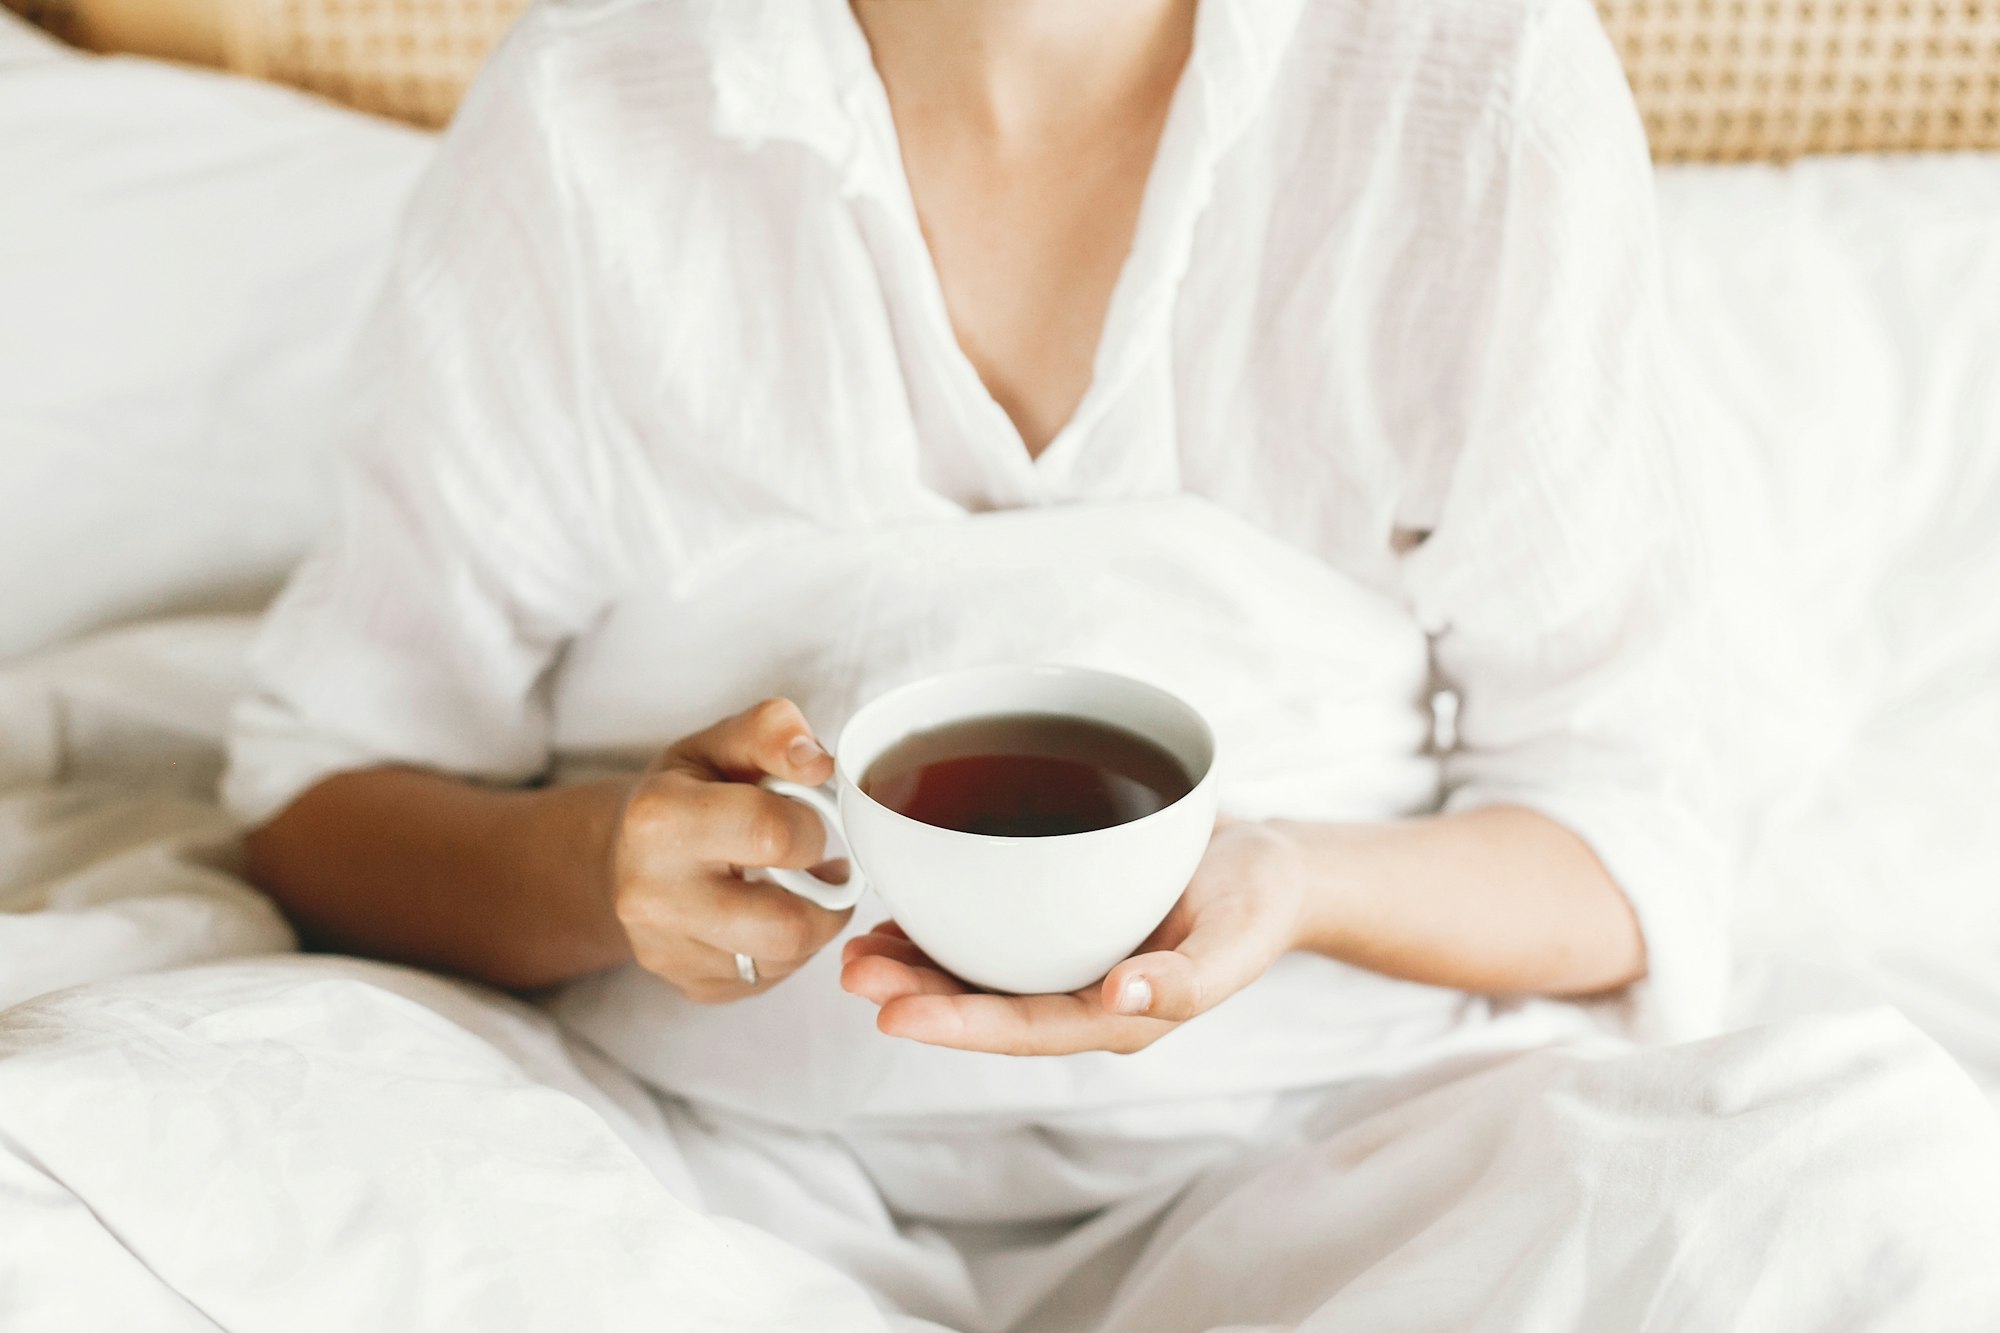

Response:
(692, 0), (1308, 191)
(691, 0), (869, 176)
(1183, 0), (1310, 153)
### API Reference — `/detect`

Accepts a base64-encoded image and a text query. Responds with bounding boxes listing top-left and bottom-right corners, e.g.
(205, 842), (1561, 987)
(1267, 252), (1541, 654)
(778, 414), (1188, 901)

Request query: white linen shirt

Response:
(226, 0), (1726, 1128)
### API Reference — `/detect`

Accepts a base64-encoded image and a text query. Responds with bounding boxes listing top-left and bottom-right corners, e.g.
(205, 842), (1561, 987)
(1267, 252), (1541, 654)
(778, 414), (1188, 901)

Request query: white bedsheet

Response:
(2, 597), (1998, 1329)
(0, 958), (893, 1333)
(3, 950), (1996, 1332)
(0, 620), (290, 1013)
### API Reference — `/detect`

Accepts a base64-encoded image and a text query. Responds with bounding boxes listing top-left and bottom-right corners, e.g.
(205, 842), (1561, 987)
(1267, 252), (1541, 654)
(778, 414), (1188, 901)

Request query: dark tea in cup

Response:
(859, 712), (1194, 838)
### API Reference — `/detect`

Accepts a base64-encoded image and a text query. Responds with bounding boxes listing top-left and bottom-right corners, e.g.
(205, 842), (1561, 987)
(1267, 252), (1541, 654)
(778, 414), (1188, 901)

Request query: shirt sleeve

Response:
(1399, 0), (1727, 1042)
(223, 26), (615, 828)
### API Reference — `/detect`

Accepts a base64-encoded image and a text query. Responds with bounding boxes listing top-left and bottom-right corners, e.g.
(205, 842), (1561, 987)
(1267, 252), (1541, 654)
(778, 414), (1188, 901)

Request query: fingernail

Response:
(787, 735), (828, 768)
(1115, 976), (1153, 1016)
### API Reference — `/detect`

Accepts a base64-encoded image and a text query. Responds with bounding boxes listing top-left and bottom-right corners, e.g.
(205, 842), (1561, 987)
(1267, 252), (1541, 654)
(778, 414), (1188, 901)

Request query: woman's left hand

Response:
(839, 820), (1307, 1055)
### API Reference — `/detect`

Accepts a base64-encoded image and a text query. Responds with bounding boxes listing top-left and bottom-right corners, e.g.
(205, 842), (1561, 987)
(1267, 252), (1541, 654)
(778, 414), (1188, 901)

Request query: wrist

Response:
(1264, 818), (1371, 960)
(512, 777), (638, 970)
(1217, 818), (1314, 954)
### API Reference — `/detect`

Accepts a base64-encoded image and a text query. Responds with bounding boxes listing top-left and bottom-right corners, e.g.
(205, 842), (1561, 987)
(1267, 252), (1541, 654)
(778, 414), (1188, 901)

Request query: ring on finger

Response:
(734, 952), (759, 986)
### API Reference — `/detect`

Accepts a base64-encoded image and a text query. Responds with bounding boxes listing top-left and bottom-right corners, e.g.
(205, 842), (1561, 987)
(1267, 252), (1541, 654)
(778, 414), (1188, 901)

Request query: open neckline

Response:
(834, 1), (1221, 491)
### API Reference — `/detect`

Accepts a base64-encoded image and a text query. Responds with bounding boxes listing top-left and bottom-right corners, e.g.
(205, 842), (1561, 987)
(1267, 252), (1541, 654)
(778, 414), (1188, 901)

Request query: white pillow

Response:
(1655, 154), (2000, 951)
(0, 16), (431, 662)
(1656, 156), (2000, 697)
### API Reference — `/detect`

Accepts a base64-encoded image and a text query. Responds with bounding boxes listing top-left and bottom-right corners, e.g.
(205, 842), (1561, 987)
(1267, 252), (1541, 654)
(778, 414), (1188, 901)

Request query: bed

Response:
(3, 4), (1999, 1329)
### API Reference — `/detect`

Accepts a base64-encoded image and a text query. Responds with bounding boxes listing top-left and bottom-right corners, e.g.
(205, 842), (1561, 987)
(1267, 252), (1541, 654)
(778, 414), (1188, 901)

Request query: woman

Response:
(229, 0), (1736, 1323)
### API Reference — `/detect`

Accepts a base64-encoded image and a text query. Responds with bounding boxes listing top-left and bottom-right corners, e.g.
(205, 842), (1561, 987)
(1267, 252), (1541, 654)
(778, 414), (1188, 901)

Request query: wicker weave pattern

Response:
(225, 0), (2000, 159)
(1602, 0), (2000, 160)
(227, 0), (523, 129)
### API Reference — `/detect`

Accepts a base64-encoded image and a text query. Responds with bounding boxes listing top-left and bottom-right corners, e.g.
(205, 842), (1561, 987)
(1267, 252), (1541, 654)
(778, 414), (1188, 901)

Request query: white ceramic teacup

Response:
(758, 664), (1218, 995)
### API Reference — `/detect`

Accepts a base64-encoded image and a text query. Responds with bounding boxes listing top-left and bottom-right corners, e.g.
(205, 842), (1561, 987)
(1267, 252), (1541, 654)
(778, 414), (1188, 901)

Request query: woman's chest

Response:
(553, 499), (1439, 824)
(581, 163), (1404, 553)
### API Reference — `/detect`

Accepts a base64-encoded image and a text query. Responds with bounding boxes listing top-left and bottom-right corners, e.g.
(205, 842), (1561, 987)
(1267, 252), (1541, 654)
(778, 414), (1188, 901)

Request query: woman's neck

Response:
(849, 0), (1197, 152)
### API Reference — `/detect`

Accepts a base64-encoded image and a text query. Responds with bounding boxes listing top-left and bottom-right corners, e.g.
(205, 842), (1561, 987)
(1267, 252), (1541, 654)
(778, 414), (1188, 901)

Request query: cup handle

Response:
(756, 777), (868, 912)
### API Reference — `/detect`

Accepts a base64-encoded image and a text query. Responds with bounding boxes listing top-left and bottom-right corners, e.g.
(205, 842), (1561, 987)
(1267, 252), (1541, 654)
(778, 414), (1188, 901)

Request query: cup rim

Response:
(832, 663), (1218, 845)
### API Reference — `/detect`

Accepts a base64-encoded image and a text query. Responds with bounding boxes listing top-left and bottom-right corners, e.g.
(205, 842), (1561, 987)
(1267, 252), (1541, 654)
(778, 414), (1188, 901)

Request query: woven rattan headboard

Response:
(1608, 0), (2000, 160)
(17, 0), (2000, 160)
(222, 0), (523, 129)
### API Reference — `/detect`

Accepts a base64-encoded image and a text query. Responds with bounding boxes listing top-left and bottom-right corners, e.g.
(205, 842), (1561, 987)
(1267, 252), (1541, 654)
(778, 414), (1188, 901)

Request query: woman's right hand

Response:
(606, 698), (852, 1004)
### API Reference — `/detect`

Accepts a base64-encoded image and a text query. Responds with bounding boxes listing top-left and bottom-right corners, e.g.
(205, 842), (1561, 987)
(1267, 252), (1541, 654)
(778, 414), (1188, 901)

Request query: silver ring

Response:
(734, 952), (759, 987)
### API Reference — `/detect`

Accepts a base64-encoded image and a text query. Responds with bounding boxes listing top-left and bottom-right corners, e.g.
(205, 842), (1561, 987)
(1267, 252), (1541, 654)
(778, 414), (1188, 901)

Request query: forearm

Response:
(243, 767), (635, 991)
(1276, 803), (1645, 996)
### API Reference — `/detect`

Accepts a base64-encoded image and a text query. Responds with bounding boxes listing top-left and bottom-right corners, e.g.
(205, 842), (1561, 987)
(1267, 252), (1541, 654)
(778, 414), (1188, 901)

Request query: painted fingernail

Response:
(788, 735), (828, 768)
(1115, 976), (1153, 1015)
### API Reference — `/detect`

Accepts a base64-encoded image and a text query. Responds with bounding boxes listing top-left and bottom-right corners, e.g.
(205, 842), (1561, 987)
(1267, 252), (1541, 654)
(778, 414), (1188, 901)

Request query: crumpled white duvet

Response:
(0, 958), (888, 1333)
(3, 622), (1999, 1330)
(4, 949), (1997, 1332)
